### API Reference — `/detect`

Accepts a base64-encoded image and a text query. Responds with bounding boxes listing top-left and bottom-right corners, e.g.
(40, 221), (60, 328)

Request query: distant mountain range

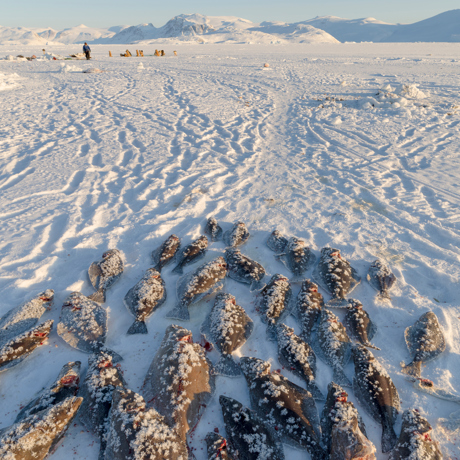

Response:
(1, 10), (459, 46)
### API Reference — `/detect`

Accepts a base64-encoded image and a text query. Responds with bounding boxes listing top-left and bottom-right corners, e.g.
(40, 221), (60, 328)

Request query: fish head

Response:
(38, 289), (55, 305)
(239, 357), (270, 380)
(276, 323), (293, 337)
(351, 344), (374, 364)
(102, 248), (119, 259)
(347, 298), (363, 310)
(219, 395), (242, 414)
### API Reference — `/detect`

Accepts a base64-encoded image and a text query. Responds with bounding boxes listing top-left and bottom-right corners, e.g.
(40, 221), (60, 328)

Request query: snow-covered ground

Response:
(0, 43), (459, 459)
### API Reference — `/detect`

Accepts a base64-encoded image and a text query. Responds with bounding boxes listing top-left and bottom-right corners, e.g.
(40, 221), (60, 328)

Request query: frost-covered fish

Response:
(219, 395), (285, 460)
(205, 432), (233, 460)
(205, 217), (223, 242)
(344, 299), (379, 350)
(313, 247), (361, 307)
(276, 323), (324, 400)
(352, 345), (400, 453)
(151, 234), (181, 272)
(167, 257), (227, 321)
(88, 249), (124, 303)
(201, 293), (253, 377)
(105, 388), (188, 460)
(389, 409), (442, 460)
(223, 221), (250, 247)
(15, 361), (81, 423)
(401, 311), (446, 378)
(142, 325), (215, 443)
(239, 357), (325, 459)
(258, 273), (291, 341)
(124, 268), (166, 335)
(294, 279), (324, 340)
(172, 235), (208, 274)
(266, 229), (288, 252)
(321, 382), (376, 460)
(224, 248), (265, 291)
(57, 292), (122, 361)
(367, 259), (396, 300)
(278, 237), (316, 279)
(0, 396), (82, 460)
(316, 309), (352, 387)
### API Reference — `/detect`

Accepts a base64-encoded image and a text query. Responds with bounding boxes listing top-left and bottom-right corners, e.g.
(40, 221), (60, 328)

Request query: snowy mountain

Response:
(52, 24), (116, 44)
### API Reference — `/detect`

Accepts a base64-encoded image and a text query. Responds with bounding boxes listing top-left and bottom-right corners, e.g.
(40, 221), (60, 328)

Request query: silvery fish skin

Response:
(0, 396), (83, 460)
(15, 361), (81, 423)
(367, 260), (396, 300)
(401, 311), (446, 378)
(389, 409), (442, 460)
(344, 299), (380, 350)
(168, 257), (227, 321)
(295, 279), (324, 340)
(0, 320), (53, 373)
(142, 325), (215, 443)
(224, 248), (265, 290)
(201, 293), (254, 377)
(223, 221), (250, 247)
(239, 357), (325, 460)
(279, 237), (316, 279)
(124, 268), (166, 335)
(219, 395), (285, 460)
(172, 235), (208, 274)
(352, 345), (400, 453)
(276, 323), (324, 400)
(321, 382), (376, 460)
(316, 309), (352, 387)
(267, 229), (288, 252)
(88, 249), (124, 303)
(151, 234), (181, 272)
(105, 388), (188, 460)
(205, 217), (223, 242)
(205, 432), (233, 460)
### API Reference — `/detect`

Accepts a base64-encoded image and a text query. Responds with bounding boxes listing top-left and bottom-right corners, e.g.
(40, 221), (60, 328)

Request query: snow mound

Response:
(0, 72), (21, 91)
(59, 63), (82, 73)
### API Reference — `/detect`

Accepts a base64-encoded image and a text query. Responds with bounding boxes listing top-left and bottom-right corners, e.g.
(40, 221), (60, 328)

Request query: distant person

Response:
(83, 42), (91, 60)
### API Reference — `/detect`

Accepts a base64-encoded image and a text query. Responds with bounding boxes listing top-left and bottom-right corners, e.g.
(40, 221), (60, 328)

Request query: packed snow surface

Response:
(0, 43), (460, 459)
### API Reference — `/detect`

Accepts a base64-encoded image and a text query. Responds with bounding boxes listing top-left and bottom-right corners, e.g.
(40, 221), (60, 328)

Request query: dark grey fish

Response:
(0, 396), (82, 459)
(223, 221), (250, 247)
(142, 325), (215, 443)
(389, 409), (442, 460)
(279, 237), (316, 279)
(267, 229), (288, 252)
(352, 345), (400, 453)
(316, 309), (352, 387)
(239, 357), (325, 460)
(205, 432), (233, 460)
(15, 361), (81, 423)
(401, 311), (446, 378)
(258, 274), (291, 341)
(151, 234), (181, 272)
(321, 382), (376, 459)
(219, 395), (285, 460)
(124, 268), (166, 335)
(313, 247), (361, 307)
(367, 259), (396, 300)
(295, 279), (324, 340)
(105, 388), (188, 460)
(205, 217), (223, 242)
(344, 299), (380, 350)
(167, 257), (227, 321)
(201, 293), (253, 377)
(172, 235), (208, 274)
(224, 248), (265, 291)
(88, 249), (124, 303)
(57, 292), (122, 362)
(0, 319), (53, 373)
(276, 323), (324, 400)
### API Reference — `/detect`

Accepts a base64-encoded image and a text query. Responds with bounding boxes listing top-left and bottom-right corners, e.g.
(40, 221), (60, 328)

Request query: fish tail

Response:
(306, 381), (326, 401)
(266, 323), (278, 342)
(400, 360), (422, 378)
(378, 290), (392, 301)
(87, 289), (105, 303)
(250, 279), (266, 293)
(332, 367), (352, 388)
(172, 264), (183, 275)
(166, 303), (190, 321)
(326, 298), (349, 308)
(381, 421), (398, 453)
(364, 341), (381, 351)
(214, 354), (241, 377)
(127, 320), (148, 335)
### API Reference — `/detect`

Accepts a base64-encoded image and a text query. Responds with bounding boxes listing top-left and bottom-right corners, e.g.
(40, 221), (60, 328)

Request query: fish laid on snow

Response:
(167, 257), (227, 321)
(201, 293), (253, 377)
(57, 292), (122, 361)
(278, 237), (316, 279)
(15, 361), (81, 423)
(352, 345), (400, 453)
(88, 249), (124, 303)
(205, 217), (223, 242)
(266, 229), (288, 252)
(223, 221), (250, 247)
(172, 235), (208, 274)
(105, 388), (188, 460)
(367, 259), (396, 300)
(124, 268), (166, 335)
(205, 432), (233, 460)
(224, 247), (265, 290)
(389, 409), (442, 460)
(294, 279), (324, 340)
(239, 357), (325, 460)
(151, 234), (181, 272)
(344, 299), (379, 350)
(142, 325), (215, 443)
(219, 395), (285, 460)
(321, 382), (376, 460)
(401, 311), (446, 378)
(316, 309), (352, 387)
(276, 323), (324, 400)
(313, 247), (361, 307)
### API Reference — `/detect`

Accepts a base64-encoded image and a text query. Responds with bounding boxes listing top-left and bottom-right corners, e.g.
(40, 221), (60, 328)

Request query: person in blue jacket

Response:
(83, 42), (91, 60)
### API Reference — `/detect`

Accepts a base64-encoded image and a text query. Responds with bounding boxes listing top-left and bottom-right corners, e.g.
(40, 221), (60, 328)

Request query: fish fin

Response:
(87, 289), (105, 303)
(214, 354), (241, 377)
(364, 342), (381, 351)
(266, 323), (278, 342)
(332, 367), (352, 388)
(127, 320), (148, 335)
(326, 298), (349, 308)
(306, 381), (326, 401)
(172, 264), (183, 275)
(166, 304), (190, 321)
(400, 360), (422, 378)
(381, 422), (398, 453)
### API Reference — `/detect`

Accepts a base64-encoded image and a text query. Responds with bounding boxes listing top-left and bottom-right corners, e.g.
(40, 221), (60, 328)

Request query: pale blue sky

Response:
(2, 0), (459, 29)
